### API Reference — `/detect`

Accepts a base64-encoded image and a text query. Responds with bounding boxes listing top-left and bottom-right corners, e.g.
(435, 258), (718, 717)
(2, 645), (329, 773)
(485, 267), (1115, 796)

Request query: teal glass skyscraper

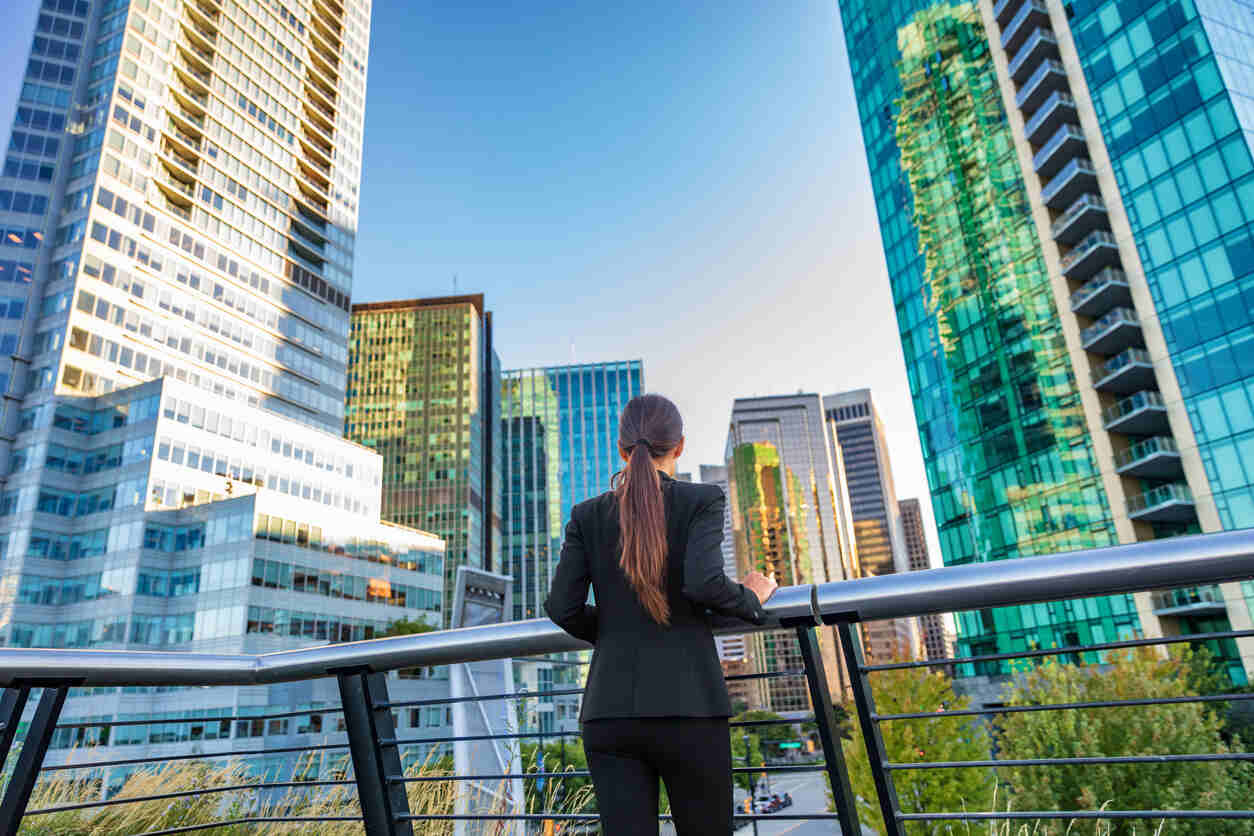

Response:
(837, 0), (1254, 681)
(500, 360), (644, 622)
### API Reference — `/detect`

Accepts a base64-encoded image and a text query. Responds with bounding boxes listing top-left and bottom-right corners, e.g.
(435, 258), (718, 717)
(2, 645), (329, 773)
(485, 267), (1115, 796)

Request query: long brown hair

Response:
(611, 394), (683, 625)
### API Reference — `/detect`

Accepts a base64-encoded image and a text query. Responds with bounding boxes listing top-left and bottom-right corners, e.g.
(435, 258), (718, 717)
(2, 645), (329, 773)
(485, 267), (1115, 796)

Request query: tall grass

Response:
(15, 746), (595, 836)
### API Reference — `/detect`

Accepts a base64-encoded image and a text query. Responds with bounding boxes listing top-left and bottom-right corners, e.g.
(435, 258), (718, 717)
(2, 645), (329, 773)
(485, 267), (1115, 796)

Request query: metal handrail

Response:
(0, 530), (1251, 687)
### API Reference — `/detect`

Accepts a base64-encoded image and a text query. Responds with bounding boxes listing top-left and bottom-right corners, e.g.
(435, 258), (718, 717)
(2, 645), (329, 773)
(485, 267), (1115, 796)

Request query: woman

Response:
(544, 393), (778, 835)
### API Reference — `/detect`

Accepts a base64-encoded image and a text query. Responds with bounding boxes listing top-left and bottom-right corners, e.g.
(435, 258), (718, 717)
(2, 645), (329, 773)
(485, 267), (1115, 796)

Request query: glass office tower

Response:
(1, 377), (448, 784)
(344, 295), (501, 623)
(826, 389), (920, 663)
(499, 360), (643, 623)
(836, 0), (1254, 681)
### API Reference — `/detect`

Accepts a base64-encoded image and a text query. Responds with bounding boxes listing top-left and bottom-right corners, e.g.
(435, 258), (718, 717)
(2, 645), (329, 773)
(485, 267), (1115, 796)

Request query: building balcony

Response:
(1009, 29), (1060, 82)
(159, 144), (200, 178)
(1070, 267), (1130, 315)
(994, 0), (1027, 25)
(1127, 483), (1195, 523)
(1017, 59), (1068, 112)
(1081, 307), (1143, 355)
(1001, 0), (1050, 53)
(1025, 91), (1078, 145)
(1034, 124), (1087, 179)
(1152, 585), (1227, 617)
(164, 122), (202, 154)
(1103, 390), (1168, 434)
(1115, 436), (1182, 479)
(1053, 194), (1108, 246)
(288, 223), (327, 255)
(1092, 348), (1155, 394)
(1061, 229), (1119, 280)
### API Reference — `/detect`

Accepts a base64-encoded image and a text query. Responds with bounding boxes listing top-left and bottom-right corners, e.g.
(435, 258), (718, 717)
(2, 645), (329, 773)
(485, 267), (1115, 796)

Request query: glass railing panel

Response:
(1053, 193), (1106, 237)
(1128, 483), (1193, 513)
(1061, 228), (1115, 271)
(1009, 29), (1058, 77)
(1025, 92), (1076, 137)
(1115, 436), (1179, 468)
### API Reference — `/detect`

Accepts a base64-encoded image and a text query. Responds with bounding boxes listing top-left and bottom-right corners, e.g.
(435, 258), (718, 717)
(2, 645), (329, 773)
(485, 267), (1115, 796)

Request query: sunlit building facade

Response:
(699, 462), (747, 664)
(837, 0), (1254, 680)
(344, 295), (501, 622)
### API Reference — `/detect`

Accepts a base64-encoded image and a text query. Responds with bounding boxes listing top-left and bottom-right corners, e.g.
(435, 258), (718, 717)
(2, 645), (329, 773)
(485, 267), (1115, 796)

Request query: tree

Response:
(834, 665), (994, 835)
(380, 618), (439, 637)
(997, 647), (1254, 835)
(730, 729), (766, 793)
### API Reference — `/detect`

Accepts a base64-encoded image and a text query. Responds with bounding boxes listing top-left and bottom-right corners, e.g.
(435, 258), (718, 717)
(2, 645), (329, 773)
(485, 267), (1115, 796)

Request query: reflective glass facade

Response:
(499, 361), (643, 623)
(344, 296), (501, 621)
(1068, 0), (1254, 531)
(837, 0), (1145, 669)
(0, 376), (451, 779)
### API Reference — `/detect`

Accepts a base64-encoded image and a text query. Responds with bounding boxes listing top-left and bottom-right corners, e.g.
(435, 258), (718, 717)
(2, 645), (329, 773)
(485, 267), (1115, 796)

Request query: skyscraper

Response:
(0, 0), (465, 780)
(826, 389), (920, 663)
(344, 295), (501, 620)
(899, 497), (956, 662)
(837, 0), (1254, 681)
(726, 394), (858, 706)
(499, 360), (643, 623)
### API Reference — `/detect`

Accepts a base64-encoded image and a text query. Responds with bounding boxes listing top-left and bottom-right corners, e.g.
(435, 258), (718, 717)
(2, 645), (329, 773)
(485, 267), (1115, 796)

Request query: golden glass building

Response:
(344, 295), (501, 619)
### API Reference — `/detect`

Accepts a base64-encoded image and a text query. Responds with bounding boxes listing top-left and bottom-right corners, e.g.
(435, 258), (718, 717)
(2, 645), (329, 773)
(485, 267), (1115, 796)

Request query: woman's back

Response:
(543, 392), (776, 836)
(547, 472), (767, 719)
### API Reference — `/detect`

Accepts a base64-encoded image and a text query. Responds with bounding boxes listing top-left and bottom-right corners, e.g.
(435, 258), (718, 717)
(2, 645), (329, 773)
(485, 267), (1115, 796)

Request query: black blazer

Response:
(544, 471), (768, 721)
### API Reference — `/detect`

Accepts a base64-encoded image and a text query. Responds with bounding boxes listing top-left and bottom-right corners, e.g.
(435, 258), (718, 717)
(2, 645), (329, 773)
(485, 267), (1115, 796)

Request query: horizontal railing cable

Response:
(900, 811), (1254, 822)
(55, 705), (344, 729)
(874, 691), (1254, 721)
(134, 816), (363, 836)
(862, 628), (1254, 672)
(375, 687), (585, 710)
(886, 752), (1254, 770)
(41, 741), (351, 772)
(24, 779), (355, 816)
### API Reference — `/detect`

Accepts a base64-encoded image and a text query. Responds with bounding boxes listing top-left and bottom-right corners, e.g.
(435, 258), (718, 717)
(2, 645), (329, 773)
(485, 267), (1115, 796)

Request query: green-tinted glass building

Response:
(836, 0), (1254, 682)
(729, 441), (813, 712)
(345, 295), (501, 621)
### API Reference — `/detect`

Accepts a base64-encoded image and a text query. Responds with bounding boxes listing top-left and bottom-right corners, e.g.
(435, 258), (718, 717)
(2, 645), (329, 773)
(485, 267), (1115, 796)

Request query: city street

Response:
(658, 767), (870, 835)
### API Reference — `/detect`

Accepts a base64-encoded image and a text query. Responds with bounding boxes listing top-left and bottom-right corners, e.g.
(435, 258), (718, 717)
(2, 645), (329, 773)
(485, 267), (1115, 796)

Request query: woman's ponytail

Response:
(613, 394), (683, 626)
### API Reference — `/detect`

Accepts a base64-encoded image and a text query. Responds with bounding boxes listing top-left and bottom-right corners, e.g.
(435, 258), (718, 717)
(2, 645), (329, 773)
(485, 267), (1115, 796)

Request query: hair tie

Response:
(633, 438), (653, 453)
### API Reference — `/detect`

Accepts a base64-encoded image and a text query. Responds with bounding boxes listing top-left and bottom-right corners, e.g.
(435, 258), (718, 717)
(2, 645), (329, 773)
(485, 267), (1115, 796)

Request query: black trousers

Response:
(582, 716), (732, 836)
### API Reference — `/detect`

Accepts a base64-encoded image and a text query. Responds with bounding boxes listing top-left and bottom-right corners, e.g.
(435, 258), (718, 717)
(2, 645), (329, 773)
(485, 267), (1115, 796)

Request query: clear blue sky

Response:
(0, 0), (943, 563)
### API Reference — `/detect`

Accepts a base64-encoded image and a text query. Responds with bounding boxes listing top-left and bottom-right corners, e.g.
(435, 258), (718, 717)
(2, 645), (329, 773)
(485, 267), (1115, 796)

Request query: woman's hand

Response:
(743, 571), (778, 605)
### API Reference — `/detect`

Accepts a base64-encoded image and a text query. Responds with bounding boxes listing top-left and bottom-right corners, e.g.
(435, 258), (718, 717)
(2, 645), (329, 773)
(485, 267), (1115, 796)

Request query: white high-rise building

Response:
(0, 0), (462, 784)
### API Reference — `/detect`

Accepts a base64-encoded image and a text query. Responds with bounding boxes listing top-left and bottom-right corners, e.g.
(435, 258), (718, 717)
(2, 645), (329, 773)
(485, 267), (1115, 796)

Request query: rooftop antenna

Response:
(569, 339), (576, 364)
(453, 274), (458, 294)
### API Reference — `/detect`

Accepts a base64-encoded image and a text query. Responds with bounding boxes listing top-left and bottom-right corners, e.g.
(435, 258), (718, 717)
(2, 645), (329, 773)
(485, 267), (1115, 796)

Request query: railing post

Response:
(835, 620), (904, 836)
(0, 685), (66, 836)
(795, 625), (860, 836)
(337, 671), (414, 836)
(0, 688), (31, 775)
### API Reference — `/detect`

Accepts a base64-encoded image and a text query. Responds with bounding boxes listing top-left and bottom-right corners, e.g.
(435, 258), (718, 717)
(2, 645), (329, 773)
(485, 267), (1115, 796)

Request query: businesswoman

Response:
(544, 393), (778, 835)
